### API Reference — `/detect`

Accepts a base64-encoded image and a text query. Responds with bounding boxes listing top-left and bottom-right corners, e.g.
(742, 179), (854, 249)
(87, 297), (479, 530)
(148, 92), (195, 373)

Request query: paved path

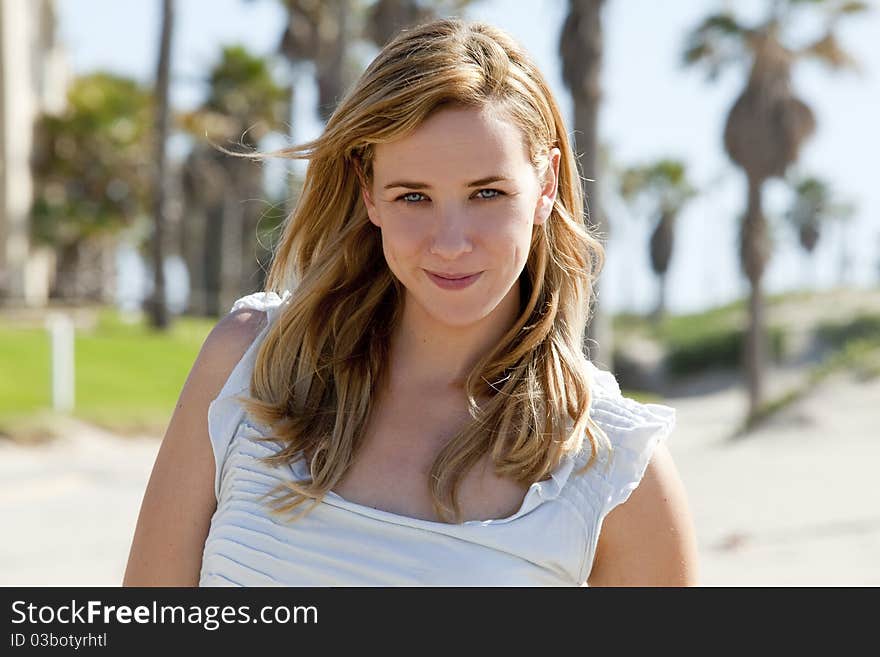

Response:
(0, 420), (158, 586)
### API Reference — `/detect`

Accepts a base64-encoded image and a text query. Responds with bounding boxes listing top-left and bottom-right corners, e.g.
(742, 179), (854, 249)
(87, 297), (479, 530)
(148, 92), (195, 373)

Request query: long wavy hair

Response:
(232, 17), (610, 524)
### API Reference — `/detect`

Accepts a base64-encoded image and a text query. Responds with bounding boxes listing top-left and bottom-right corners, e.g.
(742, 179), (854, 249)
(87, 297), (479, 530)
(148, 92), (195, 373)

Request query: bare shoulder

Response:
(199, 307), (268, 376)
(122, 307), (267, 587)
(587, 442), (701, 587)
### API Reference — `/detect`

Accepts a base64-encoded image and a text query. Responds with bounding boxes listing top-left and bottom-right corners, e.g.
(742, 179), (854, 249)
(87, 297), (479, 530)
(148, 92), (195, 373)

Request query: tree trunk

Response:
(562, 0), (612, 369)
(78, 235), (118, 303)
(745, 274), (767, 419)
(741, 175), (771, 421)
(182, 204), (208, 316)
(219, 183), (244, 314)
(203, 202), (224, 317)
(181, 148), (226, 317)
(98, 235), (118, 304)
(148, 0), (174, 329)
(649, 210), (674, 325)
(52, 241), (81, 301)
(315, 0), (348, 123)
(651, 270), (667, 325)
(239, 161), (264, 295)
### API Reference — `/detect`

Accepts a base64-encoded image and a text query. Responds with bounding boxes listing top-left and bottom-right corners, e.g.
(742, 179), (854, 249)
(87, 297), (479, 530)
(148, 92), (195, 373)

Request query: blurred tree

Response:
(270, 0), (474, 120)
(619, 159), (697, 324)
(365, 0), (434, 46)
(177, 45), (288, 316)
(682, 0), (866, 421)
(242, 0), (354, 130)
(243, 0), (362, 252)
(364, 0), (472, 48)
(559, 0), (613, 370)
(278, 0), (351, 122)
(31, 73), (154, 301)
(147, 0), (175, 330)
(785, 173), (855, 287)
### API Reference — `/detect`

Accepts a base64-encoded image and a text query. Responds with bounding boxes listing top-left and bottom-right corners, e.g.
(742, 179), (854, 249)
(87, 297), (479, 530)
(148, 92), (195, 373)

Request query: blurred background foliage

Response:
(1, 0), (877, 439)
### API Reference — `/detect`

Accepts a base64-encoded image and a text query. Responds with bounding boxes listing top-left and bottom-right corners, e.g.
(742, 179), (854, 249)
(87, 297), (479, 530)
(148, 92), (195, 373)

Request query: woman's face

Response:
(361, 103), (560, 329)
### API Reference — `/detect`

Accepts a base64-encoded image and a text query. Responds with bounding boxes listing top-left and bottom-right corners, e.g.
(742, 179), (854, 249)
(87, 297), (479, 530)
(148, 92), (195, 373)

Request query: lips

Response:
(426, 270), (481, 280)
(424, 269), (483, 290)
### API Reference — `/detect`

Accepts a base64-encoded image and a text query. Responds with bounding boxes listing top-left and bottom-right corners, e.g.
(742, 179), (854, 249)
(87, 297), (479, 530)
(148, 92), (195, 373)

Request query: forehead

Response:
(371, 104), (532, 182)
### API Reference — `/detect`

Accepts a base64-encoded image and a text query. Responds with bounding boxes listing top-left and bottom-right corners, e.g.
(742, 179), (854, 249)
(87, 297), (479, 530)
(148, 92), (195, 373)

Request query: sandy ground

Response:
(1, 364), (877, 587)
(669, 368), (879, 586)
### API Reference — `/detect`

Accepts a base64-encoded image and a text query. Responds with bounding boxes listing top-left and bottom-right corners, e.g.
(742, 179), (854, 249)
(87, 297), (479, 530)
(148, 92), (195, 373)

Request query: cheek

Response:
(480, 199), (534, 238)
(482, 201), (535, 255)
(377, 214), (425, 259)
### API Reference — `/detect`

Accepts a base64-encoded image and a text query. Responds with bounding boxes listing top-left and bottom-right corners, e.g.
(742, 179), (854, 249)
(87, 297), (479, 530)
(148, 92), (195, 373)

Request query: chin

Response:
(417, 296), (498, 329)
(429, 311), (489, 329)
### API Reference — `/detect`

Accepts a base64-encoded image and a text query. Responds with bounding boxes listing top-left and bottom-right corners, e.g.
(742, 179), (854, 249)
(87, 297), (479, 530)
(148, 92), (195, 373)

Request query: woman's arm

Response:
(587, 442), (700, 587)
(122, 308), (267, 586)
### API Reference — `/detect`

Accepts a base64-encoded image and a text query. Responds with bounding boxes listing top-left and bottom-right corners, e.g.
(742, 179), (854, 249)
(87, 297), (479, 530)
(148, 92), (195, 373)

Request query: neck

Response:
(386, 283), (521, 396)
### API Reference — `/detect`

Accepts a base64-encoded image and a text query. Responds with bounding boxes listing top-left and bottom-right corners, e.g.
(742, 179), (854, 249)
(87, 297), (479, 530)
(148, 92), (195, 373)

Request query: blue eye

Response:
(394, 189), (505, 203)
(475, 189), (503, 200)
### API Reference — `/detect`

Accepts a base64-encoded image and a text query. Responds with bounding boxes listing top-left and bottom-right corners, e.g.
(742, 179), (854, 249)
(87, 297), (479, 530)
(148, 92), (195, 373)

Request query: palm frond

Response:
(682, 12), (752, 81)
(797, 30), (862, 71)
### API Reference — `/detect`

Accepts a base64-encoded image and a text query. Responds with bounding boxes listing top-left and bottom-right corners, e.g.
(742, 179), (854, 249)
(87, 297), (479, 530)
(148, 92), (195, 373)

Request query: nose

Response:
(429, 208), (474, 259)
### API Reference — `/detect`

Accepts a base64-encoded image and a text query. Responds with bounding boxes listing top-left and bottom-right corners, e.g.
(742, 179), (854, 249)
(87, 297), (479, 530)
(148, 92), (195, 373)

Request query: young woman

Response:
(124, 18), (699, 587)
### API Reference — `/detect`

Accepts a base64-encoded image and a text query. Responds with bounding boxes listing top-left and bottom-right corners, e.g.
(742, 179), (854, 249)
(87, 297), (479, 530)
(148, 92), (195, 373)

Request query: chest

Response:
(330, 396), (531, 524)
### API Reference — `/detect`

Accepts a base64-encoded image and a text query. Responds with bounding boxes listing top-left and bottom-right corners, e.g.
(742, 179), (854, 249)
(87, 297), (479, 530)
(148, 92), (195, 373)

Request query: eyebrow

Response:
(382, 175), (512, 190)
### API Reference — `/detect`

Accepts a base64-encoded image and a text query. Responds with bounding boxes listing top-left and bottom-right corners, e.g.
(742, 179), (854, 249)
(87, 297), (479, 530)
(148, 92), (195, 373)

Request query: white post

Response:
(45, 313), (75, 412)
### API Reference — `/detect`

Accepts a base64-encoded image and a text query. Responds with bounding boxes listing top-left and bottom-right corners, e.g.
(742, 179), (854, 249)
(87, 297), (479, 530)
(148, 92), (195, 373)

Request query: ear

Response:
(534, 147), (561, 226)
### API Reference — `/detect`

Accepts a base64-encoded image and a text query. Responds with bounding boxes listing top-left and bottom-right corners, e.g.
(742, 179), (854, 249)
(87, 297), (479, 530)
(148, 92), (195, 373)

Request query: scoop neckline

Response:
(286, 450), (576, 530)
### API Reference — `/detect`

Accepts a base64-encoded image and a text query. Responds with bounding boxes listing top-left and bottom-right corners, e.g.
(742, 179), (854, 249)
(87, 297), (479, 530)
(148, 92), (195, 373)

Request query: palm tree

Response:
(177, 45), (288, 316)
(241, 0), (359, 252)
(785, 173), (854, 288)
(147, 0), (175, 330)
(365, 0), (472, 48)
(559, 0), (613, 369)
(281, 0), (359, 122)
(682, 0), (866, 421)
(365, 0), (433, 47)
(619, 159), (696, 324)
(245, 0), (354, 129)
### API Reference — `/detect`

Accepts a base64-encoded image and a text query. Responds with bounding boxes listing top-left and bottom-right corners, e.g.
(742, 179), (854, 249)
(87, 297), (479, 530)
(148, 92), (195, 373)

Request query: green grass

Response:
(619, 388), (664, 404)
(612, 297), (747, 338)
(0, 308), (217, 436)
(0, 327), (52, 414)
(814, 312), (880, 350)
(613, 299), (786, 377)
(611, 288), (829, 340)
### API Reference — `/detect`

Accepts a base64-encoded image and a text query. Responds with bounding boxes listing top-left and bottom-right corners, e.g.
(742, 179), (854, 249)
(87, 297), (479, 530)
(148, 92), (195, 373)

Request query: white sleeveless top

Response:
(199, 291), (677, 587)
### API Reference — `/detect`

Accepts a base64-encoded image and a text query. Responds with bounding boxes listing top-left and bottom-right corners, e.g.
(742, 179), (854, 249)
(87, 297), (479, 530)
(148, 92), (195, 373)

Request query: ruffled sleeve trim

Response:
(596, 396), (676, 515)
(574, 362), (677, 583)
(583, 360), (676, 512)
(206, 290), (291, 500)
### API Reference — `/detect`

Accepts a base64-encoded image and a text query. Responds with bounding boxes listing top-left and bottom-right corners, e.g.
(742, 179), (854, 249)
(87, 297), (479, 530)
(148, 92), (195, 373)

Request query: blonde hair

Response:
(233, 17), (609, 524)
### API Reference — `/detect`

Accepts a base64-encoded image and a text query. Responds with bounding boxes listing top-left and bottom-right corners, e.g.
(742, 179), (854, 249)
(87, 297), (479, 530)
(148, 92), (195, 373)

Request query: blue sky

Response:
(55, 0), (880, 315)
